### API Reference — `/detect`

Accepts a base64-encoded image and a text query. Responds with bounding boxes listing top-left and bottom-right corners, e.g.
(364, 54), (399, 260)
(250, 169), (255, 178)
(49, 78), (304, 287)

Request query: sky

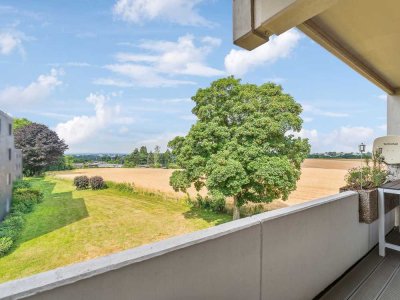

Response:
(0, 0), (387, 154)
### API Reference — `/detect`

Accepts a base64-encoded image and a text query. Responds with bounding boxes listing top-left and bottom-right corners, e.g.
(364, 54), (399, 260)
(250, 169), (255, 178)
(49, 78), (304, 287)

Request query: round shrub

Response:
(90, 176), (105, 190)
(73, 176), (89, 190)
(0, 237), (13, 257)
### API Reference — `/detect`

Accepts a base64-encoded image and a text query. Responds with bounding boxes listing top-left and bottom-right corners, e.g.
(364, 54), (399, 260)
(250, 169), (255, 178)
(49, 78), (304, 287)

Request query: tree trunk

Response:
(233, 196), (241, 220)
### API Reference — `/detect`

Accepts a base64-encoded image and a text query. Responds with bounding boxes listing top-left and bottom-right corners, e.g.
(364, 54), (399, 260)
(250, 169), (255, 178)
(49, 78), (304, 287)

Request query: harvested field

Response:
(53, 158), (363, 208)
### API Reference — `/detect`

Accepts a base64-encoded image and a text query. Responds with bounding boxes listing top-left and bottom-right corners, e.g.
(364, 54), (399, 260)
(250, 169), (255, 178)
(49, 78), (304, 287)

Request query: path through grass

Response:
(0, 177), (230, 283)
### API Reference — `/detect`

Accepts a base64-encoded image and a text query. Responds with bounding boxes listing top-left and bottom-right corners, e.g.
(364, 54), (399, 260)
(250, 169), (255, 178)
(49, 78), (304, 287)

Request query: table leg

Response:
(378, 189), (386, 256)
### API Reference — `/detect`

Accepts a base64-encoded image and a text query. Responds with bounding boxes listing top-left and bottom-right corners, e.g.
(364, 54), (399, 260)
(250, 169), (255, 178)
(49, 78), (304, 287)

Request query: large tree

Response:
(169, 77), (310, 219)
(13, 118), (32, 132)
(14, 123), (68, 176)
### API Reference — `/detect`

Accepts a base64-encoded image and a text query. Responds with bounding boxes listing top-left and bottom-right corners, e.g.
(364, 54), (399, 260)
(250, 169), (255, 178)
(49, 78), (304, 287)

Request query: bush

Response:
(0, 214), (25, 240)
(90, 176), (105, 190)
(106, 181), (135, 193)
(195, 194), (226, 213)
(73, 176), (89, 190)
(0, 237), (13, 256)
(12, 189), (44, 214)
(13, 180), (31, 191)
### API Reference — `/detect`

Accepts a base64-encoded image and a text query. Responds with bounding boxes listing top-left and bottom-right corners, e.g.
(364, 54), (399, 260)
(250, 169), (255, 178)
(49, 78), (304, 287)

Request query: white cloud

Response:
(324, 126), (375, 152)
(137, 132), (186, 151)
(302, 103), (349, 118)
(97, 35), (223, 87)
(55, 93), (134, 145)
(0, 69), (62, 108)
(290, 126), (376, 153)
(225, 30), (302, 76)
(0, 31), (24, 55)
(113, 0), (212, 27)
(378, 94), (387, 101)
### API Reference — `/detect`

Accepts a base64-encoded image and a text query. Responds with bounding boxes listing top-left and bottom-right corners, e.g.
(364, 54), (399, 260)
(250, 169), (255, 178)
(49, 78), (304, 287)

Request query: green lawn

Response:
(0, 177), (230, 283)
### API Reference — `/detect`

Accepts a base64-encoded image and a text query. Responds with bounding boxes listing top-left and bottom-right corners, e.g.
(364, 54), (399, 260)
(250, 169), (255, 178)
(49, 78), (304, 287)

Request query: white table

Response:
(378, 180), (400, 256)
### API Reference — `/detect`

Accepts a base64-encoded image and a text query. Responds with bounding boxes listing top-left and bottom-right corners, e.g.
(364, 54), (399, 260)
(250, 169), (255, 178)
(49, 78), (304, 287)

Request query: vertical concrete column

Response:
(388, 94), (400, 135)
(387, 94), (400, 180)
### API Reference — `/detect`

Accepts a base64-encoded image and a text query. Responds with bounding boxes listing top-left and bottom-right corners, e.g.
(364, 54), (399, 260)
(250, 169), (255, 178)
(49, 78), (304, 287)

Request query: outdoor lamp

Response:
(359, 143), (366, 153)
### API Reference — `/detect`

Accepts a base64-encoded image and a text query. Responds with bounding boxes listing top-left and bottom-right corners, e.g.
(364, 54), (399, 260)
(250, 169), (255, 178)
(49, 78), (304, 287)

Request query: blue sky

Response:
(0, 0), (386, 153)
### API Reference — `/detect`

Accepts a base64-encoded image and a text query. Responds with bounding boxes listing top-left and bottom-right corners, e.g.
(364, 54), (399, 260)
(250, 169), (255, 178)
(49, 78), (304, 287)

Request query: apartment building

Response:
(0, 110), (23, 221)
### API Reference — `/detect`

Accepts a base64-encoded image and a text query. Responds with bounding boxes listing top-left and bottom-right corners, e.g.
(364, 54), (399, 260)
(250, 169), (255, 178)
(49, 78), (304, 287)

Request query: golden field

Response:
(53, 159), (362, 209)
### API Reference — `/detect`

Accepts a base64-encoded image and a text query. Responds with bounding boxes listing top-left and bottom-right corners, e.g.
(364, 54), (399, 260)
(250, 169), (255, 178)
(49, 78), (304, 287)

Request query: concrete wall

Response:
(0, 191), (394, 300)
(0, 110), (23, 221)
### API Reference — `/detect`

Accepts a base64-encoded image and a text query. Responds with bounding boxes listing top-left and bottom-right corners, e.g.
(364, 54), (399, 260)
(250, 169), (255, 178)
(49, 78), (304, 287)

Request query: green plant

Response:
(89, 176), (105, 190)
(106, 181), (135, 193)
(0, 237), (13, 256)
(73, 176), (90, 190)
(11, 189), (44, 214)
(194, 194), (226, 213)
(169, 77), (310, 219)
(345, 153), (388, 189)
(12, 180), (31, 191)
(0, 215), (25, 241)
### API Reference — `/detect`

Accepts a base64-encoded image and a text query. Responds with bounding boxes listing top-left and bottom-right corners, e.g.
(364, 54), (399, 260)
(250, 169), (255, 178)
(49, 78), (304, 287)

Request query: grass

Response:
(0, 177), (230, 283)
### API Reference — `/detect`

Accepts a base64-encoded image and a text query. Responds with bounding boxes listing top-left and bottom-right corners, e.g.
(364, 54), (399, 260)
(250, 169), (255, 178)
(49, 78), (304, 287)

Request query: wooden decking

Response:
(320, 231), (400, 300)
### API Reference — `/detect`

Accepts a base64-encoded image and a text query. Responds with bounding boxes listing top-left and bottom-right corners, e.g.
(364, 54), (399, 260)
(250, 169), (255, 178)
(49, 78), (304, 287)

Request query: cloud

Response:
(225, 30), (301, 76)
(378, 94), (387, 101)
(137, 132), (186, 151)
(0, 69), (62, 108)
(302, 103), (349, 118)
(290, 126), (376, 153)
(113, 0), (212, 27)
(0, 31), (24, 55)
(96, 35), (223, 87)
(55, 93), (134, 145)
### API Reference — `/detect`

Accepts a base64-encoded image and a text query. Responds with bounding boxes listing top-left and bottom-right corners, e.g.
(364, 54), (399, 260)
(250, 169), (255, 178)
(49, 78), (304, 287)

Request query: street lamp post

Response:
(359, 143), (366, 190)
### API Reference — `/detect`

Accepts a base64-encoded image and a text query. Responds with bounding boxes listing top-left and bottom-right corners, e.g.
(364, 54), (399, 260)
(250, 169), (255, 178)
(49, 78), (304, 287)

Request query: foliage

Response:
(13, 118), (32, 132)
(0, 238), (13, 256)
(11, 189), (44, 214)
(106, 181), (135, 193)
(14, 123), (68, 176)
(12, 179), (31, 191)
(195, 194), (226, 213)
(73, 176), (90, 190)
(89, 176), (105, 190)
(345, 154), (387, 190)
(0, 181), (43, 257)
(309, 152), (372, 159)
(169, 77), (310, 219)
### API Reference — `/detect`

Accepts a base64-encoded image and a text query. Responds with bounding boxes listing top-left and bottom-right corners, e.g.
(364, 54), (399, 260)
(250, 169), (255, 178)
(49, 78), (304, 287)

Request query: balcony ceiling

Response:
(233, 0), (400, 94)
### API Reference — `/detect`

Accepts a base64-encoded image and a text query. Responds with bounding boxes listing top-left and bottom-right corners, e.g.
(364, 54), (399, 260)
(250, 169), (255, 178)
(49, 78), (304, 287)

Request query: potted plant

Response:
(340, 154), (398, 224)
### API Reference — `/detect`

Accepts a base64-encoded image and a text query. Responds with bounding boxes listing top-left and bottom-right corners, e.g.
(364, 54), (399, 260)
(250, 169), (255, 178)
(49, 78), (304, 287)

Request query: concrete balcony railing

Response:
(0, 191), (395, 300)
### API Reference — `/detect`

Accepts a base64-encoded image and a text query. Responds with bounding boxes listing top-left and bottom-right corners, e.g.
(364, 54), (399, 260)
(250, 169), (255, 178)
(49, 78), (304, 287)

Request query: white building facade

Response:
(0, 110), (23, 221)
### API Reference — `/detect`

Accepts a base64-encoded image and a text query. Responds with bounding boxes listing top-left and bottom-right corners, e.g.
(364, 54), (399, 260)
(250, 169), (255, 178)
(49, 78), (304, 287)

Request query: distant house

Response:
(0, 110), (23, 221)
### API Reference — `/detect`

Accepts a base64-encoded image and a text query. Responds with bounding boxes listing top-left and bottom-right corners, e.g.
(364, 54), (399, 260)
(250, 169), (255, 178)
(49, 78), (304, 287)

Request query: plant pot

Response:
(340, 187), (399, 224)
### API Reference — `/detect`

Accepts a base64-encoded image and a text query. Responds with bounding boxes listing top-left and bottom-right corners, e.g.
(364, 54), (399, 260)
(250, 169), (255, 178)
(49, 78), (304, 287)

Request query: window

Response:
(8, 148), (12, 160)
(9, 123), (12, 135)
(7, 173), (11, 185)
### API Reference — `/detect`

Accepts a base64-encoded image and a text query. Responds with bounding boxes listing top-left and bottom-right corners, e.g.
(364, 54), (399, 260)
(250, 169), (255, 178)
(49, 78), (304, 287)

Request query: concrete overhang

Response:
(233, 0), (400, 95)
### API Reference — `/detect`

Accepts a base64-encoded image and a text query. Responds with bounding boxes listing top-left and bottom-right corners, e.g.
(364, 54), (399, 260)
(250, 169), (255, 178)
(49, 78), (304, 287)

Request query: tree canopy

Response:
(168, 77), (310, 219)
(14, 123), (68, 175)
(13, 118), (32, 132)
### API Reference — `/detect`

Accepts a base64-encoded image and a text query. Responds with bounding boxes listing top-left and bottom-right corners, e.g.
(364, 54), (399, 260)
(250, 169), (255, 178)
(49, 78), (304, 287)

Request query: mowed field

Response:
(54, 159), (361, 207)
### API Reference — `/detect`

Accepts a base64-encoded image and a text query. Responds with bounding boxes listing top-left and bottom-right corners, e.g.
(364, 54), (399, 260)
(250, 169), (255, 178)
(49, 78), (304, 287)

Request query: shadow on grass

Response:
(183, 205), (231, 226)
(16, 178), (89, 244)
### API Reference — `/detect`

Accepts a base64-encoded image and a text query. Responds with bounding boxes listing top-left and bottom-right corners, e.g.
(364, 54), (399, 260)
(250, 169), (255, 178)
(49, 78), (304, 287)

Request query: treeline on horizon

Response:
(67, 146), (177, 169)
(308, 152), (372, 159)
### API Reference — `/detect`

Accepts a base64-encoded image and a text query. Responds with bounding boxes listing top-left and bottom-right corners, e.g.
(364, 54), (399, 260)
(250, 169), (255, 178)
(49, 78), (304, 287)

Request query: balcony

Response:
(0, 190), (397, 299)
